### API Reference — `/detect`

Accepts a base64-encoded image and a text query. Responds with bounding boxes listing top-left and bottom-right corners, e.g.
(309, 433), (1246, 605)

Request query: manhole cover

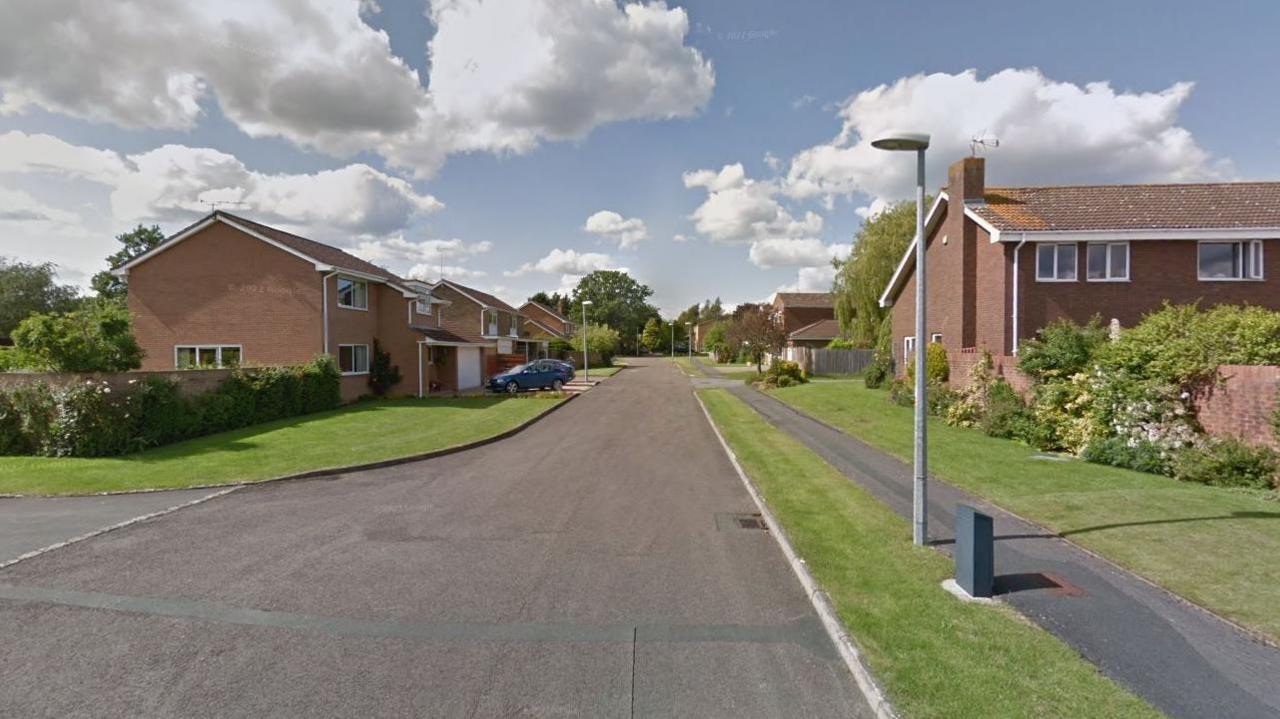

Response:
(715, 512), (769, 532)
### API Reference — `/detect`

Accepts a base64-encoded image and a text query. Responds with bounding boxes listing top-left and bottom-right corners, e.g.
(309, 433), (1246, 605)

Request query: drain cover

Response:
(715, 512), (769, 532)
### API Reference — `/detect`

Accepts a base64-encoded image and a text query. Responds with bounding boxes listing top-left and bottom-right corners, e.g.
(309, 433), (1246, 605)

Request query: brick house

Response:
(427, 279), (542, 382)
(692, 318), (718, 352)
(771, 293), (836, 334)
(519, 300), (576, 344)
(117, 210), (482, 401)
(786, 318), (840, 349)
(880, 157), (1280, 372)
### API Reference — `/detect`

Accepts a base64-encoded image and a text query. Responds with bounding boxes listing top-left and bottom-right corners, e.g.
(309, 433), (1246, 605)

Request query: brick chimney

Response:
(948, 156), (985, 204)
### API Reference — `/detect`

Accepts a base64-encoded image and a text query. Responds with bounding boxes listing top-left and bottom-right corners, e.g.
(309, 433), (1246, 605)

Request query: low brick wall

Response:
(0, 369), (237, 398)
(1195, 365), (1280, 448)
(948, 349), (1033, 395)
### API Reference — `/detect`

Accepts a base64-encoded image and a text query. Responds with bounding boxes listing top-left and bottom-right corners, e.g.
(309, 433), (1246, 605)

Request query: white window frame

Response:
(1198, 240), (1264, 281)
(903, 336), (916, 361)
(174, 344), (243, 369)
(415, 299), (433, 316)
(930, 333), (943, 343)
(1086, 242), (1130, 282)
(1036, 243), (1078, 282)
(336, 277), (369, 310)
(337, 344), (370, 375)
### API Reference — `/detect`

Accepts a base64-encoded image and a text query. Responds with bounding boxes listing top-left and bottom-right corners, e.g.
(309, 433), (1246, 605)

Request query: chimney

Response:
(948, 156), (985, 204)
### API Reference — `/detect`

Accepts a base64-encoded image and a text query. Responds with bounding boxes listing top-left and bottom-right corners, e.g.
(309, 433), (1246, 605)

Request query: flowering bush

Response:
(45, 381), (132, 457)
(946, 352), (996, 428)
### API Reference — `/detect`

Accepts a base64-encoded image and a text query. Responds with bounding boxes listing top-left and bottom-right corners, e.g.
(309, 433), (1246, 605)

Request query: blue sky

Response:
(1, 0), (1277, 314)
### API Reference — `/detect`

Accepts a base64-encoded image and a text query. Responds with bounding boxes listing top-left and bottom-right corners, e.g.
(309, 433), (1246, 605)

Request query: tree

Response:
(570, 322), (621, 366)
(570, 270), (660, 353)
(831, 199), (924, 346)
(703, 321), (730, 362)
(91, 225), (166, 300)
(640, 317), (666, 352)
(367, 338), (402, 396)
(727, 305), (787, 373)
(12, 300), (144, 372)
(0, 258), (80, 340)
(528, 291), (569, 315)
(700, 297), (726, 321)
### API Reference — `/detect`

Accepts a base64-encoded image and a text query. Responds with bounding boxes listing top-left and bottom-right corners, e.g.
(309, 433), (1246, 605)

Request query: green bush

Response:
(128, 376), (200, 449)
(367, 339), (402, 396)
(863, 358), (889, 389)
(0, 346), (22, 371)
(1082, 437), (1173, 476)
(764, 359), (807, 385)
(776, 375), (796, 388)
(11, 300), (143, 372)
(1171, 437), (1278, 490)
(906, 342), (949, 384)
(826, 337), (861, 350)
(887, 377), (913, 406)
(1016, 317), (1108, 382)
(0, 390), (28, 454)
(982, 380), (1035, 441)
(45, 381), (132, 457)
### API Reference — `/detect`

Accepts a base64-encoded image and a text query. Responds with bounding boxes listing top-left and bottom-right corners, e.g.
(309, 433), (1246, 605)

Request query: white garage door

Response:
(457, 347), (482, 389)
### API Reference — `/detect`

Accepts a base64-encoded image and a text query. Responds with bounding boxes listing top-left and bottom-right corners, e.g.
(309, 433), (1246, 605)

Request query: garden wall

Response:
(948, 349), (1033, 395)
(1195, 365), (1280, 449)
(0, 369), (236, 398)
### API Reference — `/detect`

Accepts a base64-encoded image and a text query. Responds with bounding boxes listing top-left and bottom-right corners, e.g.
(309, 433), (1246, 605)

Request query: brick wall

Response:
(947, 349), (1033, 395)
(1195, 365), (1280, 448)
(2, 368), (237, 398)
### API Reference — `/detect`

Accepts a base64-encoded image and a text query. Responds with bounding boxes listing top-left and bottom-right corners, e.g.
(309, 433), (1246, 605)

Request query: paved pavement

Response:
(705, 365), (1280, 719)
(0, 357), (869, 718)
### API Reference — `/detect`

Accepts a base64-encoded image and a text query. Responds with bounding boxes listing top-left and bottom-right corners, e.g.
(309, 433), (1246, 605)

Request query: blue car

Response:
(489, 359), (575, 393)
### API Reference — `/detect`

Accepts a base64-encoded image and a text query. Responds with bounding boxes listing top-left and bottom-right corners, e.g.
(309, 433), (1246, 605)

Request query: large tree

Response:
(727, 304), (787, 372)
(91, 224), (166, 300)
(569, 270), (659, 353)
(0, 258), (80, 340)
(831, 199), (924, 347)
(12, 299), (143, 372)
(527, 291), (569, 315)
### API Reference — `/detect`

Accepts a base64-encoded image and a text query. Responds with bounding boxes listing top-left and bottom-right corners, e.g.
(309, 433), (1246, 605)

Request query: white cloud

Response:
(763, 152), (781, 172)
(778, 265), (839, 293)
(405, 263), (487, 282)
(355, 236), (491, 279)
(682, 162), (822, 243)
(748, 238), (850, 269)
(583, 210), (648, 249)
(791, 94), (816, 109)
(785, 68), (1223, 204)
(505, 247), (616, 276)
(672, 233), (691, 242)
(0, 0), (714, 179)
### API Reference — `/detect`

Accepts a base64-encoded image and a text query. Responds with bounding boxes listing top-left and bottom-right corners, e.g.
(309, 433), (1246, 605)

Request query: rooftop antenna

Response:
(199, 198), (246, 212)
(970, 133), (1000, 156)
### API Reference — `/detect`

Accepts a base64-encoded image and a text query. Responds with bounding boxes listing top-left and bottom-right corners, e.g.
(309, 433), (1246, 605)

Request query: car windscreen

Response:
(508, 363), (531, 374)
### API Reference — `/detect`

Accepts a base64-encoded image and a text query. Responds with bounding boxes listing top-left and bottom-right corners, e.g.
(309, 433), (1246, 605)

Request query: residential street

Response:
(0, 358), (868, 718)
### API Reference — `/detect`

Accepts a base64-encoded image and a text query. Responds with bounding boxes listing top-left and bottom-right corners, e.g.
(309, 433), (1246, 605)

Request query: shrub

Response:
(44, 381), (132, 457)
(764, 359), (806, 384)
(982, 379), (1035, 441)
(1082, 437), (1173, 476)
(367, 339), (401, 396)
(1017, 317), (1108, 382)
(887, 377), (913, 406)
(776, 375), (796, 388)
(0, 390), (28, 454)
(11, 300), (143, 372)
(906, 342), (949, 384)
(128, 376), (199, 449)
(1171, 437), (1278, 490)
(0, 346), (22, 371)
(946, 351), (996, 428)
(863, 358), (889, 389)
(826, 337), (861, 349)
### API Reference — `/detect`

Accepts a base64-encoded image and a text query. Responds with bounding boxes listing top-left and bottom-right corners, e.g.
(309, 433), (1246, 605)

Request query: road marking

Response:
(0, 582), (836, 655)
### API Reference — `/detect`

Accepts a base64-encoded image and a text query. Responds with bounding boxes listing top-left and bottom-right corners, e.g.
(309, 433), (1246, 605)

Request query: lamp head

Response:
(871, 131), (930, 152)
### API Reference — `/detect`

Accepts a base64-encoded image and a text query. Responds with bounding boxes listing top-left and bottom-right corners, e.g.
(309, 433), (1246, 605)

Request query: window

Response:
(338, 344), (370, 375)
(336, 277), (368, 309)
(175, 345), (241, 369)
(1199, 241), (1264, 280)
(1087, 242), (1129, 281)
(930, 333), (943, 343)
(903, 336), (916, 360)
(1036, 243), (1077, 281)
(415, 299), (432, 315)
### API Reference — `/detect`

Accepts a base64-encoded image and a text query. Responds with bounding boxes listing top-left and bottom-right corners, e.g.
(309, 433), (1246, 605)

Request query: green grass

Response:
(699, 389), (1158, 719)
(671, 357), (703, 376)
(581, 365), (622, 378)
(773, 380), (1280, 642)
(717, 369), (764, 381)
(0, 396), (564, 496)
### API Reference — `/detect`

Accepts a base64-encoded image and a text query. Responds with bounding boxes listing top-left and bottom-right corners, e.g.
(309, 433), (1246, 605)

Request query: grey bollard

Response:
(955, 504), (994, 598)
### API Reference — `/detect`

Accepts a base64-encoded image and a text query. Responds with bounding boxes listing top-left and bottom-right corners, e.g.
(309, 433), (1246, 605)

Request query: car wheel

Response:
(552, 379), (564, 391)
(505, 381), (519, 394)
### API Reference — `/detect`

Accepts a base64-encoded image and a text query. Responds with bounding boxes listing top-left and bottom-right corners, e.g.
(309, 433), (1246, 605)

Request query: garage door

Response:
(457, 347), (482, 389)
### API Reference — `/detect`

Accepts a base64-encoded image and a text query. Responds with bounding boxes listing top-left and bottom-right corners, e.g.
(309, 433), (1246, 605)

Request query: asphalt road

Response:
(0, 358), (868, 718)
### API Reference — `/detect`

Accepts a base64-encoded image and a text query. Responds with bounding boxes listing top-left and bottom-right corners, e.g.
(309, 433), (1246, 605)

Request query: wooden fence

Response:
(785, 347), (875, 376)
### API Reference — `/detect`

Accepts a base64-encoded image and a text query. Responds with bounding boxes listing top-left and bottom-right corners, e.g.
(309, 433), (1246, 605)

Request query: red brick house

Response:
(771, 292), (836, 333)
(880, 157), (1280, 372)
(428, 279), (541, 383)
(117, 211), (477, 401)
(519, 300), (575, 343)
(786, 318), (841, 349)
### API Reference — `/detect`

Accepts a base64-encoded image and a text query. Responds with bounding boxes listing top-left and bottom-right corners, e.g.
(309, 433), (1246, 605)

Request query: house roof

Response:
(773, 292), (835, 309)
(973, 182), (1280, 232)
(789, 318), (841, 341)
(522, 300), (568, 323)
(114, 211), (418, 293)
(434, 279), (520, 314)
(415, 326), (490, 346)
(523, 316), (566, 338)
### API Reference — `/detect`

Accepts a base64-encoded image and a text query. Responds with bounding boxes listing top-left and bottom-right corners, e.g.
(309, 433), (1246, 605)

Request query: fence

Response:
(0, 368), (237, 398)
(785, 347), (875, 376)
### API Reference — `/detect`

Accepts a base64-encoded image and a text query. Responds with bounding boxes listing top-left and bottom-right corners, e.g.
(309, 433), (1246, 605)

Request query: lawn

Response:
(772, 380), (1280, 642)
(671, 356), (703, 376)
(0, 396), (564, 496)
(581, 365), (623, 378)
(699, 389), (1158, 719)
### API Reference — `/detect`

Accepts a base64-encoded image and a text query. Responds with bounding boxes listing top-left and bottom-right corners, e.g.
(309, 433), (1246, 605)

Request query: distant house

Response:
(692, 318), (719, 352)
(879, 156), (1280, 372)
(771, 292), (836, 334)
(519, 301), (576, 343)
(428, 279), (543, 386)
(786, 318), (841, 349)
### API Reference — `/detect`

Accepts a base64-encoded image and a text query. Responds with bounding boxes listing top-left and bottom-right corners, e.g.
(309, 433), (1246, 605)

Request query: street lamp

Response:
(872, 130), (931, 547)
(685, 322), (692, 360)
(670, 321), (675, 359)
(581, 300), (593, 382)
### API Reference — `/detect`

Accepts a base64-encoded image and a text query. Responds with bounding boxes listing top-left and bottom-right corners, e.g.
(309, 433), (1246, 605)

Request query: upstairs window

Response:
(1036, 243), (1077, 281)
(337, 277), (368, 309)
(1199, 241), (1264, 280)
(415, 299), (433, 315)
(1087, 242), (1129, 281)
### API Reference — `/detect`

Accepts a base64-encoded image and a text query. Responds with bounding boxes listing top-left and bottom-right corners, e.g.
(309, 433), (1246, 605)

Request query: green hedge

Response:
(0, 356), (341, 458)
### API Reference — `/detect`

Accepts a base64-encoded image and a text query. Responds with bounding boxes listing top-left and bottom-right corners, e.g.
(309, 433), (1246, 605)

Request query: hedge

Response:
(0, 356), (342, 458)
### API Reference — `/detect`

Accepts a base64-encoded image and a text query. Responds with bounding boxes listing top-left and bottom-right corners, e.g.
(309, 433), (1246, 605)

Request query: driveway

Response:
(0, 357), (868, 718)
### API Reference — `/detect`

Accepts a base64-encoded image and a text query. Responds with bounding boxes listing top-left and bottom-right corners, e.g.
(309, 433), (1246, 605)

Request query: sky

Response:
(1, 0), (1278, 315)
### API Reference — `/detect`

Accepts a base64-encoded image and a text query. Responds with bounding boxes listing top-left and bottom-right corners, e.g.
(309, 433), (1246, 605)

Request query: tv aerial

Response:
(198, 198), (246, 211)
(970, 133), (1000, 156)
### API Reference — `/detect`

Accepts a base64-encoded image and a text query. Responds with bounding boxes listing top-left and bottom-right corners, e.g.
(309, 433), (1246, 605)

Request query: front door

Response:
(457, 347), (482, 389)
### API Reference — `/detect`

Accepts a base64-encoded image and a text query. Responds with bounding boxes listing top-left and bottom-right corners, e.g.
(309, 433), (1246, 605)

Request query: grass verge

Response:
(699, 388), (1158, 718)
(581, 365), (623, 378)
(772, 380), (1280, 643)
(0, 396), (564, 496)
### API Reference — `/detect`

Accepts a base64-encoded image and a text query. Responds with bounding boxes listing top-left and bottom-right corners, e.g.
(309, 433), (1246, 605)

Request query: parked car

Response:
(488, 359), (575, 393)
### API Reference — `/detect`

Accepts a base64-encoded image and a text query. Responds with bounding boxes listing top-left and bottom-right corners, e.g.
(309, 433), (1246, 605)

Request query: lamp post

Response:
(872, 131), (931, 546)
(581, 300), (593, 382)
(685, 322), (692, 359)
(670, 322), (675, 359)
